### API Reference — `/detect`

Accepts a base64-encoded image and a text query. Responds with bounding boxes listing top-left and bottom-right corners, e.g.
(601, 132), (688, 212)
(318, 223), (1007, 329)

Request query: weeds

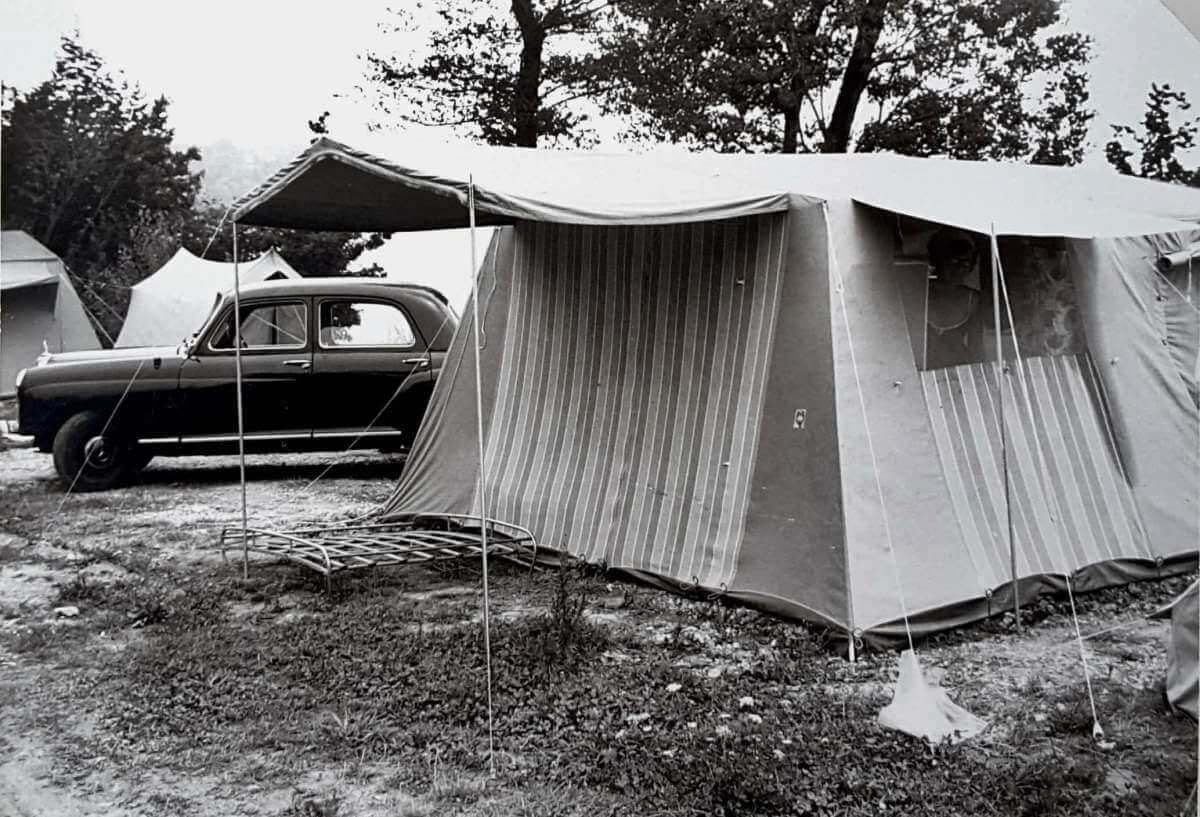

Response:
(286, 787), (341, 817)
(0, 543), (1191, 816)
(516, 561), (609, 669)
(55, 573), (174, 627)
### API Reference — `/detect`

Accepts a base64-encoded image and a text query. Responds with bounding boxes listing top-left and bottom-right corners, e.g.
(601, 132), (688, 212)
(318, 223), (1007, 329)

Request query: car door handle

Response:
(283, 359), (311, 369)
(402, 358), (429, 367)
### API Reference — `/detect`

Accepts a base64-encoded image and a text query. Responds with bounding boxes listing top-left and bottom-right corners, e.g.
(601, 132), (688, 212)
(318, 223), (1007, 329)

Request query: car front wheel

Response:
(52, 411), (135, 492)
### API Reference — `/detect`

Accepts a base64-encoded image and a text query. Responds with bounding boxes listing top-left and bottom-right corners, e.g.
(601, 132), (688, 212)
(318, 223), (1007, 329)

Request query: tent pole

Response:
(991, 224), (1018, 632)
(468, 178), (496, 776)
(232, 223), (249, 579)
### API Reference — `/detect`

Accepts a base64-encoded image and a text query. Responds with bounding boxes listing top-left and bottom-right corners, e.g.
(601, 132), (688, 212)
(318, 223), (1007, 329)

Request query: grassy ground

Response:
(0, 443), (1195, 816)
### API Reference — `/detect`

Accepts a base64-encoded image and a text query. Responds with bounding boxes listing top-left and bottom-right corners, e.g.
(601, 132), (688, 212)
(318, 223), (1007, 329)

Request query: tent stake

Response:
(991, 224), (1018, 633)
(468, 178), (496, 776)
(232, 223), (249, 579)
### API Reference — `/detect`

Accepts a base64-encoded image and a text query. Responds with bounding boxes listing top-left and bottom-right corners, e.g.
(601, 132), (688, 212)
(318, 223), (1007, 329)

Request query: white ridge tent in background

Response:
(0, 230), (101, 396)
(116, 247), (300, 347)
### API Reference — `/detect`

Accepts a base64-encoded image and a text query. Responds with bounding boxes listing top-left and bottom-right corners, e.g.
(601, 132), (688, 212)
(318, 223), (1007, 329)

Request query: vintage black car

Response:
(16, 278), (456, 491)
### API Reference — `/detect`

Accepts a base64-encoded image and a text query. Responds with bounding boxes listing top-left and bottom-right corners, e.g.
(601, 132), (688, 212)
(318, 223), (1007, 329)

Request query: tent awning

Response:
(233, 136), (794, 231)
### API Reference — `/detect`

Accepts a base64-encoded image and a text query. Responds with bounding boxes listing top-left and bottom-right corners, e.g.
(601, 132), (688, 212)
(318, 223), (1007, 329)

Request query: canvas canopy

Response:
(235, 138), (1200, 640)
(116, 247), (300, 347)
(0, 231), (101, 396)
(234, 136), (795, 231)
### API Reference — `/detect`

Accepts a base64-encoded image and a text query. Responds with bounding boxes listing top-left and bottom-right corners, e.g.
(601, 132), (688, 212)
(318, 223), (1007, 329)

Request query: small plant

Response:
(517, 561), (609, 670)
(2, 621), (60, 656)
(56, 573), (102, 605)
(286, 787), (341, 817)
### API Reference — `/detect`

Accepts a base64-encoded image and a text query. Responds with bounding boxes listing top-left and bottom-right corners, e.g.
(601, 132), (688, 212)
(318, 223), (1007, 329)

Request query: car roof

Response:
(227, 277), (450, 307)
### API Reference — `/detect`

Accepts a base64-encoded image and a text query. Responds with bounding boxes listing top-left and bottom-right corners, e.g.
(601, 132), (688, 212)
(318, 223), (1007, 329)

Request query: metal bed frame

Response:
(219, 513), (538, 590)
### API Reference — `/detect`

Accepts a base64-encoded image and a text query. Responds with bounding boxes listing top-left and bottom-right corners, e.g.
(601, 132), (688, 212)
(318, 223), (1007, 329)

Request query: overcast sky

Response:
(2, 0), (1198, 304)
(4, 0), (1199, 159)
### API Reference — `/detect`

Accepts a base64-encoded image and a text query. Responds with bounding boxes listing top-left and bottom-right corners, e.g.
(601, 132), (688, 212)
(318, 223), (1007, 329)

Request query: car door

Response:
(310, 297), (429, 444)
(176, 298), (313, 441)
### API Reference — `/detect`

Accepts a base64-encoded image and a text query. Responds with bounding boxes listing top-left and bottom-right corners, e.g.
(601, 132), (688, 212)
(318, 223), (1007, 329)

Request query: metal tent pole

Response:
(468, 178), (496, 775)
(991, 224), (1018, 631)
(232, 223), (249, 578)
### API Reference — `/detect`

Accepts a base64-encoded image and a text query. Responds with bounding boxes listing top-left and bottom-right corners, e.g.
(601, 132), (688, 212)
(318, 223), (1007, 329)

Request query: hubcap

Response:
(83, 435), (117, 468)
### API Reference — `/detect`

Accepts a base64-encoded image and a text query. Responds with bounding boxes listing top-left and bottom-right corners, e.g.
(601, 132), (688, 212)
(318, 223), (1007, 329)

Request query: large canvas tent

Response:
(116, 247), (300, 347)
(235, 136), (1200, 641)
(0, 231), (102, 396)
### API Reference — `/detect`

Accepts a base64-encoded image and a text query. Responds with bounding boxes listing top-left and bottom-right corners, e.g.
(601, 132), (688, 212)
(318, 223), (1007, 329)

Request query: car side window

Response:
(210, 302), (308, 350)
(319, 301), (416, 348)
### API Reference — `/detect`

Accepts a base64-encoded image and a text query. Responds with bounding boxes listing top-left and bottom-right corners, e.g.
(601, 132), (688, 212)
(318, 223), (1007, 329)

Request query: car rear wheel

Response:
(52, 411), (134, 492)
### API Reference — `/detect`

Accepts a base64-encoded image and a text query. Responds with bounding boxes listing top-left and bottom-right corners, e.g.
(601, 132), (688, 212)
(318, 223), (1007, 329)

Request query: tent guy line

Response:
(993, 231), (1104, 740)
(825, 202), (914, 658)
(43, 358), (147, 531)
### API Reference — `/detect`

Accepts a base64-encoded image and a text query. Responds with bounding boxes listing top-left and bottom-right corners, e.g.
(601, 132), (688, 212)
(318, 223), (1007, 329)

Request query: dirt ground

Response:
(0, 437), (1195, 816)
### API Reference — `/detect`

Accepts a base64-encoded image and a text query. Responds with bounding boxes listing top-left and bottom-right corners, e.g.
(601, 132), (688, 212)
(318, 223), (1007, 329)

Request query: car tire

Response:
(52, 411), (133, 492)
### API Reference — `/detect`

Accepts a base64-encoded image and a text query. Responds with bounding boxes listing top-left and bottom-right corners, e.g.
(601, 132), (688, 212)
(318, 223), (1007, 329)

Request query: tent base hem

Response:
(530, 545), (1196, 650)
(863, 552), (1199, 646)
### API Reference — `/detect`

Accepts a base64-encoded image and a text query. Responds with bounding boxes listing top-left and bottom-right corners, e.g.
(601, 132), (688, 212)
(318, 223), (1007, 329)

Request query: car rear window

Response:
(318, 301), (416, 348)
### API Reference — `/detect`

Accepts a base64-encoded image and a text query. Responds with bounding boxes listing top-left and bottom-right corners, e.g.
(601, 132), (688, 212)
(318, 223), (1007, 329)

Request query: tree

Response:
(1106, 84), (1200, 187)
(185, 114), (389, 276)
(1, 34), (202, 275)
(602, 0), (1093, 161)
(361, 1), (612, 147)
(181, 204), (387, 278)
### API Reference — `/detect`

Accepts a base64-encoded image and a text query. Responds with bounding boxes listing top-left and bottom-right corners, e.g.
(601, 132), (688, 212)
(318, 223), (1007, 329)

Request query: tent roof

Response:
(2, 230), (58, 262)
(233, 137), (1200, 239)
(660, 152), (1200, 238)
(233, 136), (796, 231)
(132, 246), (300, 294)
(2, 230), (64, 290)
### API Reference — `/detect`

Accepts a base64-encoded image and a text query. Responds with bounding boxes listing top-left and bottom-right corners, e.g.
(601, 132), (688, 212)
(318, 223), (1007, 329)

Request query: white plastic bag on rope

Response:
(878, 650), (987, 743)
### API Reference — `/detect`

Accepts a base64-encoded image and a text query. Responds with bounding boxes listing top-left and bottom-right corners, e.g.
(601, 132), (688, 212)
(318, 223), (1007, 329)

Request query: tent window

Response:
(209, 302), (308, 350)
(318, 301), (416, 348)
(894, 218), (1085, 371)
(1157, 256), (1200, 408)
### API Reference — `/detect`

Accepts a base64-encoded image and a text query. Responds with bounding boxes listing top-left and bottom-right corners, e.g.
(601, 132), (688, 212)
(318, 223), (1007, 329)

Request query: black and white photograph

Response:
(1, 1), (1198, 814)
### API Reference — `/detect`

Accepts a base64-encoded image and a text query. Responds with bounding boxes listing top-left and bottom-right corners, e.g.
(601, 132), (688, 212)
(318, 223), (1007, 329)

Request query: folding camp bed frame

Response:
(219, 513), (538, 590)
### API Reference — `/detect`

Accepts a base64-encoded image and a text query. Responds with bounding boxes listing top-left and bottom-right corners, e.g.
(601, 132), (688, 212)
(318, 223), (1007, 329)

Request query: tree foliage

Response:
(602, 0), (1093, 160)
(361, 1), (611, 147)
(182, 205), (387, 278)
(1105, 84), (1200, 187)
(1, 35), (202, 275)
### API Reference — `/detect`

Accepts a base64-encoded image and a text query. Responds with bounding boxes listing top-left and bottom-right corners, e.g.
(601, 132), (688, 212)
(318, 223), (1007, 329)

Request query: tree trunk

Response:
(824, 0), (891, 153)
(775, 0), (831, 154)
(511, 0), (546, 148)
(782, 107), (800, 153)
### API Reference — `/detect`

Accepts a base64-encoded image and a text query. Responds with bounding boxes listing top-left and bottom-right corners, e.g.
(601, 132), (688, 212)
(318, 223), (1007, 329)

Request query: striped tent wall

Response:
(920, 353), (1155, 593)
(474, 217), (788, 586)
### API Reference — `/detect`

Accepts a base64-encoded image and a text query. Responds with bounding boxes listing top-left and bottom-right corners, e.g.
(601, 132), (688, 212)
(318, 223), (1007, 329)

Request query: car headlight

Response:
(14, 368), (26, 389)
